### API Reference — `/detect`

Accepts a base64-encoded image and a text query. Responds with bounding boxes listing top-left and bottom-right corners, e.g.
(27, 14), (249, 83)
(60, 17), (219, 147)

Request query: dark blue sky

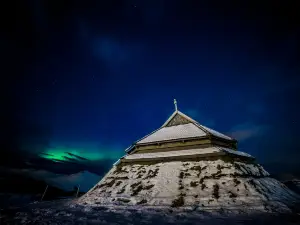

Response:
(3, 1), (300, 178)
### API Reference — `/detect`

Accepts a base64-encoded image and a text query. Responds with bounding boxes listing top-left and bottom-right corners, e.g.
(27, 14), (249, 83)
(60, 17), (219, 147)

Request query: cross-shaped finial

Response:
(174, 99), (178, 111)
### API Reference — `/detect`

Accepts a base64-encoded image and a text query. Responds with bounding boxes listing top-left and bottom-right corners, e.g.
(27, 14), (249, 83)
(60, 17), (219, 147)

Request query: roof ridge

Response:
(161, 111), (178, 127)
(174, 111), (234, 141)
(161, 110), (234, 139)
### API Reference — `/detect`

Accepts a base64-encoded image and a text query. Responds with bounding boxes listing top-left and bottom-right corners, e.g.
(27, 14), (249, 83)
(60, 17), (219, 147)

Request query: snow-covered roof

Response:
(113, 159), (121, 166)
(137, 123), (207, 144)
(125, 145), (134, 153)
(136, 110), (235, 145)
(122, 147), (253, 161)
(197, 124), (233, 140)
(218, 147), (254, 158)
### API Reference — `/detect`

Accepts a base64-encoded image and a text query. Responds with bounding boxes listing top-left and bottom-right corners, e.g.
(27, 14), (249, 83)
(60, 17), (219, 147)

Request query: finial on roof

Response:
(174, 99), (178, 111)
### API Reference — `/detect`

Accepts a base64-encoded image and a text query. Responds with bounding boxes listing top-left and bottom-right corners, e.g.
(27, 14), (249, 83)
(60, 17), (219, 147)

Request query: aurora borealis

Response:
(3, 1), (300, 191)
(40, 146), (123, 162)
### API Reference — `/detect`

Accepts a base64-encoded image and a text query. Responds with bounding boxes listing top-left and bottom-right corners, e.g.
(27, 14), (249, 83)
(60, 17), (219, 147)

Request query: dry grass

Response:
(117, 198), (130, 203)
(190, 181), (198, 187)
(137, 199), (147, 204)
(212, 184), (220, 199)
(228, 191), (237, 198)
(171, 196), (184, 207)
(144, 168), (159, 179)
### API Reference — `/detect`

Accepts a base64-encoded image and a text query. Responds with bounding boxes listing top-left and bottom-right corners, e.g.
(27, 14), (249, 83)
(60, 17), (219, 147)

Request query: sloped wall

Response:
(78, 159), (299, 212)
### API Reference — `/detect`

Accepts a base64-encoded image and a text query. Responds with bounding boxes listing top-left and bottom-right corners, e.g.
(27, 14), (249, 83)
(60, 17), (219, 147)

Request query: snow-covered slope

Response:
(77, 159), (299, 213)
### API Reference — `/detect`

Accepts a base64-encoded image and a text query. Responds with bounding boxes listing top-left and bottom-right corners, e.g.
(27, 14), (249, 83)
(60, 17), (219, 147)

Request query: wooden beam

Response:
(134, 138), (211, 152)
(134, 143), (213, 154)
(122, 152), (226, 163)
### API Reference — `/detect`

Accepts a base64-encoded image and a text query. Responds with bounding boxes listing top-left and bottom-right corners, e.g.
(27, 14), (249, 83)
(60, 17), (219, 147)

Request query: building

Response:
(78, 100), (299, 212)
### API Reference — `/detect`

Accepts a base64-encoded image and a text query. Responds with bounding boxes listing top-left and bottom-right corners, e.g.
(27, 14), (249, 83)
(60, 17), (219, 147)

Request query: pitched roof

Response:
(137, 123), (207, 144)
(136, 110), (235, 145)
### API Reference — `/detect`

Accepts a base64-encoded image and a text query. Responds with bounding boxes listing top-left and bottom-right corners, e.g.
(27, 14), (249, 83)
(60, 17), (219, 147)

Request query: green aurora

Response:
(40, 146), (124, 162)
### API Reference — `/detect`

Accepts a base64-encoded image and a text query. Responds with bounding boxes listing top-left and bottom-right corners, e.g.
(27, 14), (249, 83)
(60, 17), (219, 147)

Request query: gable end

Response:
(165, 113), (191, 127)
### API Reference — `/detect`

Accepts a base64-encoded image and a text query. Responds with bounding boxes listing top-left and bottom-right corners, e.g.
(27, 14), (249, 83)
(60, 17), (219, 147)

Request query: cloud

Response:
(247, 102), (266, 115)
(90, 37), (147, 73)
(228, 122), (269, 142)
(185, 109), (215, 127)
(2, 167), (100, 192)
(65, 152), (88, 161)
(91, 37), (130, 64)
(1, 167), (58, 180)
(185, 109), (199, 118)
(77, 21), (145, 69)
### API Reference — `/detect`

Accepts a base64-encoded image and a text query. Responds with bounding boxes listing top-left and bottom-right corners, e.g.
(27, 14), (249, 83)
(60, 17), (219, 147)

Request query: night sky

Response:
(2, 1), (300, 190)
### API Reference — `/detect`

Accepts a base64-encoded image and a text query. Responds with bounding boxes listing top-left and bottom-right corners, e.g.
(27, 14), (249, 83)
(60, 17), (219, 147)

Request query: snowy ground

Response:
(4, 159), (299, 224)
(1, 199), (300, 225)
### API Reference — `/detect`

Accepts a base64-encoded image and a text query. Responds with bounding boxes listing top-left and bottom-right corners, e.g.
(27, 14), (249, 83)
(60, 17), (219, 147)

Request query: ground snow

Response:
(2, 200), (300, 225)
(78, 159), (299, 213)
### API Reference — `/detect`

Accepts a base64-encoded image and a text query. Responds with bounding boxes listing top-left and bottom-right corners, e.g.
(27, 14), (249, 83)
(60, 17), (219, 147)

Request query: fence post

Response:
(41, 185), (48, 201)
(76, 185), (80, 198)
